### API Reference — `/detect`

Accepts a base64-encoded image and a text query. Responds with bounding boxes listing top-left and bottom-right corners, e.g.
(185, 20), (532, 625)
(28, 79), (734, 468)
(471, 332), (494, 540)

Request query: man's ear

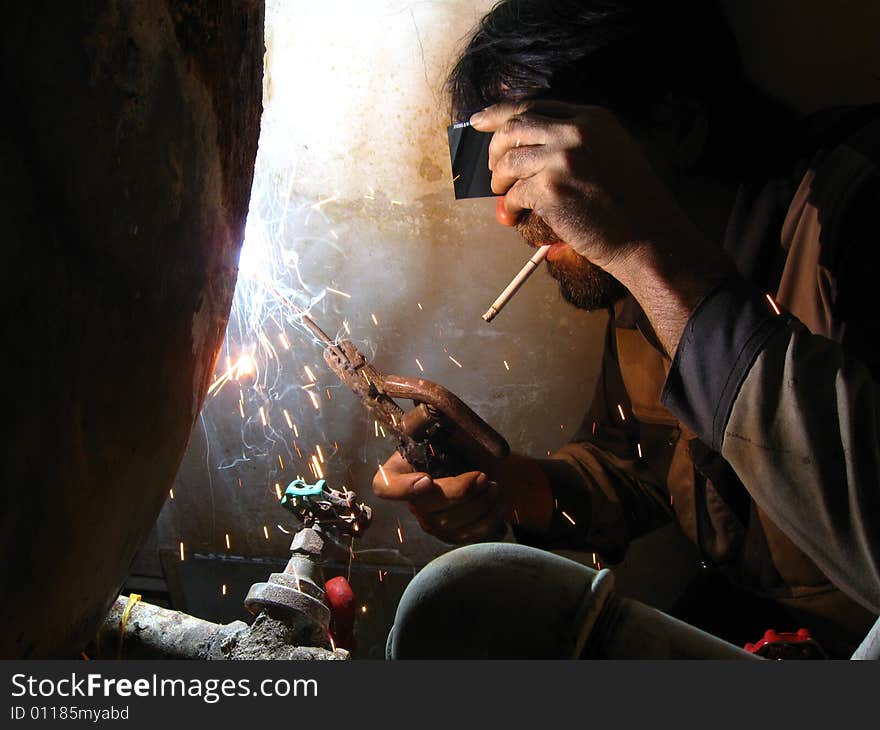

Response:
(649, 94), (709, 171)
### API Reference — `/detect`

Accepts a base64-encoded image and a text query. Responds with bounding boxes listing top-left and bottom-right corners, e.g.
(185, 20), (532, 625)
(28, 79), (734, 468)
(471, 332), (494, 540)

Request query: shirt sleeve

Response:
(660, 139), (880, 614)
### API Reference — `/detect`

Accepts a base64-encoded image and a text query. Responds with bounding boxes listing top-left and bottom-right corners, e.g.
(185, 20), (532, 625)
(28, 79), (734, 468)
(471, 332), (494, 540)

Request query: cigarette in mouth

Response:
(482, 244), (552, 323)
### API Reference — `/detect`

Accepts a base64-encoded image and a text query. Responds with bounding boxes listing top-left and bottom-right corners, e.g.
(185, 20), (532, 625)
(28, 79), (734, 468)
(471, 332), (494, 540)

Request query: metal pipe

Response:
(96, 597), (247, 660)
(96, 596), (348, 661)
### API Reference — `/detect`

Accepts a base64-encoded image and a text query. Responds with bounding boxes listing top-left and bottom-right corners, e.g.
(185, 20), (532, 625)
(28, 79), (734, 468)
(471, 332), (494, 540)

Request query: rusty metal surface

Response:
(323, 338), (509, 476)
(0, 0), (264, 657)
(97, 596), (246, 660)
(97, 597), (346, 660)
(223, 612), (347, 661)
(382, 374), (510, 460)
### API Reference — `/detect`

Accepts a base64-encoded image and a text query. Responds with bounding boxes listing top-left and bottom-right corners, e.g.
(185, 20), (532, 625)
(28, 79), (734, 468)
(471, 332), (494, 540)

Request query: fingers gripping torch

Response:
(299, 313), (509, 477)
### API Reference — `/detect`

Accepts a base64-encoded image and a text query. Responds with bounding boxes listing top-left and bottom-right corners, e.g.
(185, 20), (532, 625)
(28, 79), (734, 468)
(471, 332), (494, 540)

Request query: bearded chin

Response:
(546, 256), (627, 311)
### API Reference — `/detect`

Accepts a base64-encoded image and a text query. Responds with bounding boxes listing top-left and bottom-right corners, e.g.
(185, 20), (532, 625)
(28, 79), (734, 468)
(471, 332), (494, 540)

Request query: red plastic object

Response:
(325, 576), (357, 653)
(744, 629), (827, 659)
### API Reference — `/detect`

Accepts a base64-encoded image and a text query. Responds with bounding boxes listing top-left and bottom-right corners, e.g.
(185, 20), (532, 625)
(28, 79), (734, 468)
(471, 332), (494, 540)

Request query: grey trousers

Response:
(386, 542), (601, 659)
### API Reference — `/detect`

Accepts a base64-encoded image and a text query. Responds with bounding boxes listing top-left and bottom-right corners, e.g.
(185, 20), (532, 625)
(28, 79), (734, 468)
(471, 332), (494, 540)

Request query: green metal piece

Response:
(281, 478), (326, 509)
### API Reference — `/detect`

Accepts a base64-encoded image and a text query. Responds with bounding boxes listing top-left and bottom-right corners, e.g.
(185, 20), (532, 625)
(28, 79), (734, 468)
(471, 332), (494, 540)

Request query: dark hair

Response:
(447, 0), (789, 176)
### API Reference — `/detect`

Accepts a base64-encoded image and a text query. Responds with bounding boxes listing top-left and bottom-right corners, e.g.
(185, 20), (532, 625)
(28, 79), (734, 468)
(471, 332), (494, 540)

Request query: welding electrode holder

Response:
(323, 339), (509, 478)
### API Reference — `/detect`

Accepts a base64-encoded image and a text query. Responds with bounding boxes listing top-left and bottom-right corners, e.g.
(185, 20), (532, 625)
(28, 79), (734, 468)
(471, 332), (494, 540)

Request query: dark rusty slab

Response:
(0, 0), (264, 657)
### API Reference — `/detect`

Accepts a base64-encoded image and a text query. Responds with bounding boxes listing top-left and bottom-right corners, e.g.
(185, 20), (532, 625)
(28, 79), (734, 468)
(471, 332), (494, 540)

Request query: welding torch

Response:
(297, 311), (509, 479)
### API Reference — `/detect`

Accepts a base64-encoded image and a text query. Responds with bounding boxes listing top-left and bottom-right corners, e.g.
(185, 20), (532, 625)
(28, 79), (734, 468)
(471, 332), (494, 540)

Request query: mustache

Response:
(515, 212), (563, 248)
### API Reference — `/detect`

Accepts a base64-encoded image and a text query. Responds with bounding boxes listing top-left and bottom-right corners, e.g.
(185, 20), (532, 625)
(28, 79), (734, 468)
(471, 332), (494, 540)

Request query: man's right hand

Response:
(371, 451), (553, 544)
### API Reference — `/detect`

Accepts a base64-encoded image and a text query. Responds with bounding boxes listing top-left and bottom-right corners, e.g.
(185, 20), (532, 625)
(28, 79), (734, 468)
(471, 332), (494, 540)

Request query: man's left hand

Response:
(471, 100), (696, 274)
(471, 100), (731, 355)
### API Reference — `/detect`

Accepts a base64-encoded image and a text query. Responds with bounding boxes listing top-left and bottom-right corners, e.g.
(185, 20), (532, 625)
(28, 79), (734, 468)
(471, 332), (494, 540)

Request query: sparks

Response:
(278, 332), (290, 350)
(179, 542), (185, 561)
(208, 351), (257, 397)
(379, 425), (386, 438)
(316, 444), (324, 463)
(503, 360), (510, 370)
(637, 443), (643, 459)
(277, 524), (290, 535)
(259, 406), (267, 426)
(765, 293), (782, 315)
(378, 463), (389, 486)
(326, 287), (351, 298)
(169, 488), (174, 500)
(415, 358), (424, 372)
(274, 483), (282, 500)
(278, 454), (284, 469)
(417, 302), (423, 310)
(308, 391), (320, 410)
(561, 511), (576, 525)
(343, 320), (351, 335)
(283, 409), (293, 429)
(225, 533), (231, 550)
(304, 365), (317, 382)
(263, 525), (269, 540)
(361, 605), (368, 614)
(371, 313), (379, 326)
(374, 420), (379, 437)
(617, 404), (626, 421)
(397, 522), (404, 544)
(448, 355), (463, 368)
(222, 584), (227, 596)
(312, 455), (324, 479)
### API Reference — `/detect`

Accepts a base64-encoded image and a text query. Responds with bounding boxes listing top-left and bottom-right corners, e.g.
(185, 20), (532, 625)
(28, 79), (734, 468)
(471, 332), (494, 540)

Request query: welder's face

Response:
(514, 211), (627, 311)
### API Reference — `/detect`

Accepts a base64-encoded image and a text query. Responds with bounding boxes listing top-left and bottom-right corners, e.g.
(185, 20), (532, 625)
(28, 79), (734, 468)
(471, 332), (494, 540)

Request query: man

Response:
(375, 0), (880, 657)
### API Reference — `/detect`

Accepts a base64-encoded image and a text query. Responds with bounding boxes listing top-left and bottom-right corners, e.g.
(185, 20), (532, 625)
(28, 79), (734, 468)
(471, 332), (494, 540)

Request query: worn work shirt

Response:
(520, 106), (880, 657)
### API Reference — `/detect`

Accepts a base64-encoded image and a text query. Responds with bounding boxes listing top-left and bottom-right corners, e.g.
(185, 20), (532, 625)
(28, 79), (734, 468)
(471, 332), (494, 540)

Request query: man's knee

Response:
(387, 542), (598, 659)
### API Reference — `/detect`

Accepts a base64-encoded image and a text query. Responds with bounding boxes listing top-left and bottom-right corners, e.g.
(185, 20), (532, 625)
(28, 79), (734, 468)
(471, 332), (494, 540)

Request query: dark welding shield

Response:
(447, 121), (494, 199)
